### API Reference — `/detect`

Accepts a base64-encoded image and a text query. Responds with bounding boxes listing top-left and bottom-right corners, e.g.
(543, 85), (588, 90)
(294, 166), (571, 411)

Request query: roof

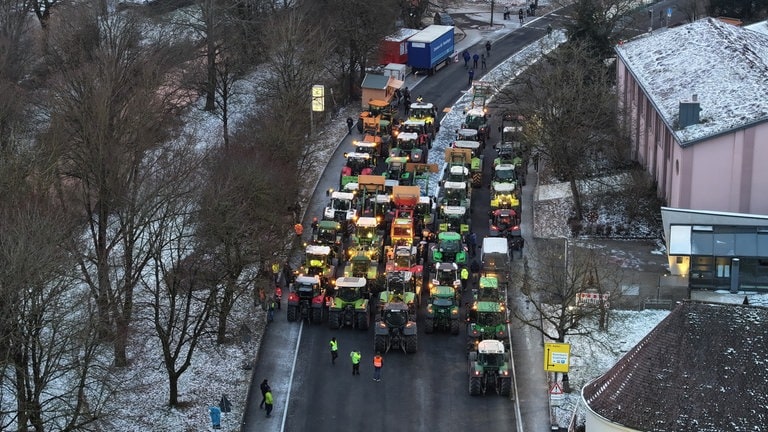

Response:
(408, 25), (454, 43)
(397, 132), (419, 141)
(482, 237), (508, 254)
(615, 18), (768, 146)
(582, 301), (768, 431)
(305, 245), (331, 255)
(356, 217), (378, 227)
(335, 277), (367, 288)
(454, 140), (480, 149)
(442, 205), (466, 215)
(493, 182), (516, 192)
(477, 340), (505, 354)
(384, 28), (420, 42)
(361, 73), (390, 90)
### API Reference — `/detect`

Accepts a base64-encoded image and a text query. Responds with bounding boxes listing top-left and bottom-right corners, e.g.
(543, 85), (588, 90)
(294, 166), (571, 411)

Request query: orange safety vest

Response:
(294, 223), (304, 235)
(373, 355), (383, 368)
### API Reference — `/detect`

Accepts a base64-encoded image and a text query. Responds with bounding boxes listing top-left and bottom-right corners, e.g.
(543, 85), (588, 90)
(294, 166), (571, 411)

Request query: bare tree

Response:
(566, 0), (640, 60)
(497, 41), (624, 221)
(41, 7), (191, 367)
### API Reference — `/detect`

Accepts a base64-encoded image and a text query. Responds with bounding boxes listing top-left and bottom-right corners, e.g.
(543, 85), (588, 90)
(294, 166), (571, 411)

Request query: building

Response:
(582, 301), (768, 432)
(615, 18), (768, 215)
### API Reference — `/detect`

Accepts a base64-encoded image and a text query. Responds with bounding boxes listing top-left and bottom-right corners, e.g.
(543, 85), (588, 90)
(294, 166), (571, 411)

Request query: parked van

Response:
(434, 12), (454, 26)
(481, 237), (511, 285)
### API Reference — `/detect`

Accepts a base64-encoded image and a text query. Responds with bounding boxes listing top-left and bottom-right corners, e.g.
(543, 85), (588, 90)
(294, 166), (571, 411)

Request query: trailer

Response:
(379, 28), (420, 65)
(407, 25), (455, 75)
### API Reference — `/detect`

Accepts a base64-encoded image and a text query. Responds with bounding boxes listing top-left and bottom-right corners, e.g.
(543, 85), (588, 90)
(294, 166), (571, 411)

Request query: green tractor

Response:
(380, 270), (419, 317)
(343, 252), (383, 294)
(347, 216), (384, 263)
(462, 106), (490, 144)
(474, 276), (503, 302)
(328, 277), (370, 330)
(467, 300), (509, 351)
(374, 301), (418, 354)
(425, 284), (460, 334)
(468, 339), (512, 396)
(436, 205), (470, 235)
(430, 262), (462, 293)
(311, 220), (344, 262)
(430, 231), (468, 266)
(453, 138), (483, 188)
(298, 245), (336, 286)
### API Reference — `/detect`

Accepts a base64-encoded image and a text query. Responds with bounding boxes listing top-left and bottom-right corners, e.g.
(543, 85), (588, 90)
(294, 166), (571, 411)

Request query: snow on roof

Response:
(397, 132), (419, 141)
(443, 206), (466, 215)
(361, 73), (390, 90)
(385, 28), (420, 42)
(356, 217), (378, 227)
(443, 180), (466, 189)
(616, 18), (768, 145)
(744, 20), (768, 36)
(306, 245), (331, 255)
(408, 25), (454, 43)
(465, 107), (485, 116)
(453, 140), (480, 149)
(331, 191), (355, 200)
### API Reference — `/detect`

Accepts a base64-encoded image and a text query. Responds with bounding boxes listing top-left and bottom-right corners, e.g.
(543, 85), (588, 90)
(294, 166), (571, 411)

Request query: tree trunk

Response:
(14, 348), (29, 432)
(169, 372), (180, 407)
(96, 203), (113, 344)
(216, 277), (236, 344)
(205, 38), (216, 112)
(569, 177), (583, 221)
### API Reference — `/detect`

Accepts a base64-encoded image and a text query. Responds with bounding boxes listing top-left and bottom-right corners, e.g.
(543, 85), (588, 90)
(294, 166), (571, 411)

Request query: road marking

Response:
(280, 320), (303, 431)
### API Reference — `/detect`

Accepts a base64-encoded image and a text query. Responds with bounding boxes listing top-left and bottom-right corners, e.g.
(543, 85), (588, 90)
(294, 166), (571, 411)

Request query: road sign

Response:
(549, 381), (565, 401)
(667, 7), (672, 18)
(544, 342), (571, 373)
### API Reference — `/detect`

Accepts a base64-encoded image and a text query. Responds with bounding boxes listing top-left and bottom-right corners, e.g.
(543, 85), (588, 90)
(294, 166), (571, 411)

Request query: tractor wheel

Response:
(311, 307), (323, 324)
(450, 319), (460, 335)
(356, 312), (369, 330)
(499, 377), (512, 396)
(287, 305), (298, 322)
(374, 335), (387, 353)
(357, 120), (363, 133)
(404, 334), (418, 353)
(424, 318), (434, 334)
(469, 376), (483, 396)
(472, 172), (482, 188)
(328, 311), (341, 329)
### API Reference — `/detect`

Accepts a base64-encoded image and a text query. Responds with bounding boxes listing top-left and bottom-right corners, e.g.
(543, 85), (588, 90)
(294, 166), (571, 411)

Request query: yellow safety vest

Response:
(351, 351), (361, 364)
(330, 340), (338, 352)
(461, 268), (469, 280)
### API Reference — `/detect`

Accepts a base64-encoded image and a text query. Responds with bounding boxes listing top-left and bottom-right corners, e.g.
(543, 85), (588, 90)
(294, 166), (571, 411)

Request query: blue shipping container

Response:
(407, 25), (455, 72)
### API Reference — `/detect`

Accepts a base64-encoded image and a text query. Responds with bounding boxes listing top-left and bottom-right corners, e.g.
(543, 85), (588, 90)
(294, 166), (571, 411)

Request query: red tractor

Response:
(488, 208), (521, 239)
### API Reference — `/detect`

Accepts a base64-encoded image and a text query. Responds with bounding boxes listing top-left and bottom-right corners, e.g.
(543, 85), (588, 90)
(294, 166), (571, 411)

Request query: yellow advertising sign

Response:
(312, 85), (325, 112)
(544, 343), (571, 373)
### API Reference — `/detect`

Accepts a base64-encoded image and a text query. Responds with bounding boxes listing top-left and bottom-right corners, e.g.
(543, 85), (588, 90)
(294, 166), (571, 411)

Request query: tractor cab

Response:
(432, 262), (461, 291)
(341, 152), (374, 188)
(453, 140), (482, 158)
(324, 190), (357, 223)
(349, 216), (383, 262)
(292, 275), (325, 302)
(456, 128), (479, 142)
(381, 270), (419, 315)
(408, 102), (438, 138)
(445, 165), (469, 183)
(490, 182), (520, 211)
(286, 275), (326, 323)
(328, 277), (370, 330)
(356, 135), (384, 161)
(385, 156), (411, 184)
(390, 132), (424, 162)
(493, 163), (518, 185)
(462, 106), (490, 143)
(476, 276), (501, 302)
(476, 340), (506, 367)
(453, 140), (483, 188)
(302, 245), (334, 278)
(489, 209), (521, 238)
(416, 196), (435, 236)
(467, 301), (508, 347)
(431, 231), (467, 265)
(442, 181), (469, 207)
(359, 99), (393, 135)
(437, 205), (470, 235)
(314, 220), (342, 245)
(386, 245), (422, 275)
(334, 276), (368, 302)
(399, 119), (432, 148)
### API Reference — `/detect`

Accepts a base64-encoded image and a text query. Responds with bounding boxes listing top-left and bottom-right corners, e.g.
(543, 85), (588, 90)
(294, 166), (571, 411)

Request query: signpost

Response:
(311, 84), (325, 136)
(544, 342), (570, 403)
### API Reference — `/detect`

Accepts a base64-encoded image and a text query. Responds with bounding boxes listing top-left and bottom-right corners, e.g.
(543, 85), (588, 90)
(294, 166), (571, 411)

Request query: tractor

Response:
(453, 139), (483, 188)
(398, 119), (432, 149)
(389, 131), (425, 163)
(468, 340), (512, 396)
(328, 277), (370, 330)
(462, 106), (490, 144)
(359, 99), (394, 135)
(340, 152), (374, 189)
(407, 101), (438, 139)
(436, 205), (470, 235)
(298, 245), (336, 285)
(324, 190), (357, 228)
(488, 208), (521, 239)
(474, 276), (503, 302)
(430, 231), (468, 266)
(380, 270), (419, 317)
(492, 163), (519, 189)
(286, 275), (326, 324)
(355, 135), (387, 162)
(490, 182), (520, 211)
(424, 284), (460, 334)
(343, 252), (383, 293)
(348, 216), (384, 263)
(385, 156), (411, 184)
(374, 301), (418, 354)
(430, 262), (462, 294)
(311, 220), (344, 261)
(467, 300), (509, 350)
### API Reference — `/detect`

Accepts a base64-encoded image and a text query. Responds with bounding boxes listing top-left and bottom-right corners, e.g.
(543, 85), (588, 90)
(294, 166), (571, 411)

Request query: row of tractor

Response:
(285, 88), (517, 396)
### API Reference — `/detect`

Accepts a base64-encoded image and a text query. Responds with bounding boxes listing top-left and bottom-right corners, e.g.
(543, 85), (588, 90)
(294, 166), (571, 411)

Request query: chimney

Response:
(678, 94), (701, 128)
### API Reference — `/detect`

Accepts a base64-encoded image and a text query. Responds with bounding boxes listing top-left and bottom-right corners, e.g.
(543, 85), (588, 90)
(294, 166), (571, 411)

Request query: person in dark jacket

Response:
(259, 379), (271, 409)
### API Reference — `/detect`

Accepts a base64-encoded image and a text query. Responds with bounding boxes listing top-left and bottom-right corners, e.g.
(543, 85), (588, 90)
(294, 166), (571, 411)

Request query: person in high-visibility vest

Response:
(350, 350), (361, 375)
(329, 337), (338, 365)
(460, 267), (469, 292)
(271, 262), (280, 283)
(264, 389), (273, 417)
(373, 352), (383, 382)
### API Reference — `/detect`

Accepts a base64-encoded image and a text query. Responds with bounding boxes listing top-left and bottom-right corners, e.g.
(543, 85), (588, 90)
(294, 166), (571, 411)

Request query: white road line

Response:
(279, 320), (303, 431)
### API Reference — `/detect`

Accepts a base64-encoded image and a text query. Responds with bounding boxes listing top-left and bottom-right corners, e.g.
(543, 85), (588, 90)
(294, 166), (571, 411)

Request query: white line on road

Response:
(280, 320), (303, 431)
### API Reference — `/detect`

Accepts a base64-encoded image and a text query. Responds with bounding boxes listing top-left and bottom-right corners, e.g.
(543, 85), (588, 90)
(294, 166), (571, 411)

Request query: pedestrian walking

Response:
(472, 53), (479, 68)
(373, 352), (383, 381)
(403, 86), (410, 101)
(470, 258), (480, 285)
(259, 379), (271, 409)
(481, 53), (487, 70)
(350, 350), (361, 375)
(274, 286), (282, 310)
(462, 50), (470, 68)
(404, 97), (411, 117)
(264, 389), (274, 417)
(346, 117), (354, 134)
(519, 9), (524, 25)
(504, 5), (510, 20)
(329, 337), (339, 365)
(282, 259), (293, 286)
(485, 40), (492, 57)
(470, 232), (477, 257)
(547, 24), (553, 37)
(271, 262), (280, 284)
(268, 299), (276, 322)
(468, 68), (475, 87)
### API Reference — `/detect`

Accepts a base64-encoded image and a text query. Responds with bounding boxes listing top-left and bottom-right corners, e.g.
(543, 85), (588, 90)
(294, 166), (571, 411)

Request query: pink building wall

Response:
(616, 58), (768, 215)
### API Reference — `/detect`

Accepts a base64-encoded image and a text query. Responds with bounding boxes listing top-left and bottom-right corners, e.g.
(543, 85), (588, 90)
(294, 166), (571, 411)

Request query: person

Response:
(472, 53), (479, 68)
(268, 299), (276, 322)
(404, 97), (411, 117)
(504, 5), (510, 20)
(311, 217), (318, 232)
(350, 350), (361, 375)
(259, 379), (271, 409)
(403, 86), (410, 101)
(470, 259), (480, 285)
(271, 262), (280, 284)
(470, 232), (477, 257)
(394, 88), (402, 106)
(519, 8), (524, 25)
(460, 266), (469, 292)
(547, 24), (553, 37)
(462, 50), (470, 68)
(468, 68), (474, 87)
(274, 286), (282, 310)
(282, 259), (293, 286)
(481, 53), (487, 70)
(264, 389), (273, 417)
(373, 352), (383, 381)
(346, 117), (354, 134)
(293, 223), (303, 237)
(329, 337), (338, 365)
(485, 40), (491, 57)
